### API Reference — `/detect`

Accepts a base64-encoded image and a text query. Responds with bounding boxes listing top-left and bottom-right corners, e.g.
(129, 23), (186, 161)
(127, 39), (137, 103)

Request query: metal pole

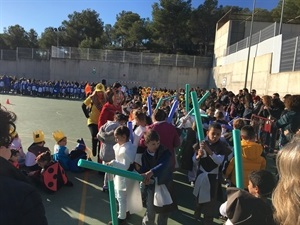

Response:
(292, 37), (299, 71)
(244, 0), (256, 89)
(278, 0), (285, 35)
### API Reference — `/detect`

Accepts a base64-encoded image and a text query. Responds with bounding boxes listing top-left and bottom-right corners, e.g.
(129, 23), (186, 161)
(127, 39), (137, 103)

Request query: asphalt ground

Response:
(0, 94), (277, 225)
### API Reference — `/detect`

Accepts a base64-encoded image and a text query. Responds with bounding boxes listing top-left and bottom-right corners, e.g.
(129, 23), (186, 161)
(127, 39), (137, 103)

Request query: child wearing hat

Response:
(25, 130), (51, 171)
(219, 170), (276, 225)
(53, 130), (70, 171)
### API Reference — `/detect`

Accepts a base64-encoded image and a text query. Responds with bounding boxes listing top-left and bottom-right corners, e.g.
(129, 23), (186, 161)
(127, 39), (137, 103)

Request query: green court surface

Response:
(0, 95), (276, 225)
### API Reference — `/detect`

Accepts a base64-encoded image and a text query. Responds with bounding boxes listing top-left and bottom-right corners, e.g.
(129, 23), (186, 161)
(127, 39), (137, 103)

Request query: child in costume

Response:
(68, 138), (88, 172)
(52, 130), (70, 171)
(140, 129), (178, 225)
(193, 122), (231, 225)
(219, 170), (276, 225)
(28, 151), (73, 193)
(25, 130), (51, 171)
(107, 126), (142, 225)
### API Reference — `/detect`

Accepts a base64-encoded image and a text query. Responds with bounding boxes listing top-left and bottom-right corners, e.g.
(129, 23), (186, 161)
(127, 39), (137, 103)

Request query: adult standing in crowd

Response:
(275, 95), (300, 147)
(272, 134), (300, 225)
(258, 95), (275, 153)
(0, 105), (48, 225)
(82, 83), (107, 157)
(97, 83), (123, 162)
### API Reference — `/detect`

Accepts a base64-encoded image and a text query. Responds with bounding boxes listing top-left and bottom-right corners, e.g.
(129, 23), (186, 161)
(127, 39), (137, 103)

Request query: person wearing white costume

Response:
(107, 126), (142, 225)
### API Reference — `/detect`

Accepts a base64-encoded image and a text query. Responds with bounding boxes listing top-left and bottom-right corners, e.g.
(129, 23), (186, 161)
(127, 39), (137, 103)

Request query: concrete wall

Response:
(0, 59), (49, 80)
(50, 59), (211, 89)
(212, 20), (300, 96)
(0, 58), (211, 89)
(212, 53), (300, 96)
(214, 21), (231, 60)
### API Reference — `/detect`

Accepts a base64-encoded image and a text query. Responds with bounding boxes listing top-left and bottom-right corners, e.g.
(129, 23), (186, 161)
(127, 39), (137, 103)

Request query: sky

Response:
(0, 0), (279, 36)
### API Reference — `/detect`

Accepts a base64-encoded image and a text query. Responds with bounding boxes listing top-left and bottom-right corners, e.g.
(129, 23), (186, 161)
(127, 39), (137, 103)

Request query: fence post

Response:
(0, 49), (2, 60)
(16, 47), (18, 60)
(105, 50), (107, 61)
(175, 54), (178, 66)
(123, 51), (125, 62)
(292, 37), (299, 72)
(193, 56), (196, 67)
(87, 48), (89, 60)
(32, 48), (34, 59)
(158, 53), (161, 65)
(69, 47), (71, 59)
(141, 52), (143, 64)
(258, 31), (262, 43)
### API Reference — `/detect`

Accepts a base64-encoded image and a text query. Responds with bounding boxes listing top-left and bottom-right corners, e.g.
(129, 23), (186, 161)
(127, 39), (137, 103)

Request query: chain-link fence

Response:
(227, 23), (277, 55)
(50, 46), (212, 68)
(280, 36), (300, 72)
(0, 48), (50, 60)
(0, 46), (212, 68)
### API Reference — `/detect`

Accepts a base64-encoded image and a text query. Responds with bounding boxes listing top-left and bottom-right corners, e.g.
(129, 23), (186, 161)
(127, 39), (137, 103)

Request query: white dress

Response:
(111, 141), (143, 214)
(133, 125), (146, 165)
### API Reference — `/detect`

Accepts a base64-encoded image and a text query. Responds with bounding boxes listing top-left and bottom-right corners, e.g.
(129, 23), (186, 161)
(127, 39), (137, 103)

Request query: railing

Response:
(0, 48), (50, 61)
(226, 22), (277, 55)
(0, 46), (212, 68)
(50, 46), (212, 68)
(280, 36), (300, 72)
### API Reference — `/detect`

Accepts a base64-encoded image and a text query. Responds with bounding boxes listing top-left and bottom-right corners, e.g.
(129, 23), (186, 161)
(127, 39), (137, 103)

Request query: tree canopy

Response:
(1, 0), (299, 56)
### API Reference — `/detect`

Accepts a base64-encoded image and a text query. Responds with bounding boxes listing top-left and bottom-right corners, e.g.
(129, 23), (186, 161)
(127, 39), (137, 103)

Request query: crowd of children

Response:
(2, 80), (300, 225)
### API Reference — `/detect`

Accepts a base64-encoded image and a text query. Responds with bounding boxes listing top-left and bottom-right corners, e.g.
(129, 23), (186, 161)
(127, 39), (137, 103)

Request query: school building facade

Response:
(212, 19), (300, 96)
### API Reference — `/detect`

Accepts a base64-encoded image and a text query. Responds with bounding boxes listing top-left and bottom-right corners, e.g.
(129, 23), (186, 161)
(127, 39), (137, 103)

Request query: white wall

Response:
(223, 35), (282, 74)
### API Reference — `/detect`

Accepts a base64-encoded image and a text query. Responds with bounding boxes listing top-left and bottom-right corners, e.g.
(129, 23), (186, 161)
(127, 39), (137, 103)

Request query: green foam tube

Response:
(197, 91), (210, 107)
(187, 91), (210, 116)
(78, 160), (145, 225)
(155, 97), (164, 110)
(162, 95), (177, 101)
(108, 180), (118, 225)
(185, 84), (190, 112)
(232, 129), (244, 189)
(191, 91), (205, 141)
(78, 159), (144, 181)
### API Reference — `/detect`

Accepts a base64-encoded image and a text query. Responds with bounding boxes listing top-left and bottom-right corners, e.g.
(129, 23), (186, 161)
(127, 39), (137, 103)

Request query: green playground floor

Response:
(0, 94), (276, 225)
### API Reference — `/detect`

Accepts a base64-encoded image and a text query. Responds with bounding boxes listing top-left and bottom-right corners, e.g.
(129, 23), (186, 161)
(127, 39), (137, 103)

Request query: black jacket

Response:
(0, 157), (48, 225)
